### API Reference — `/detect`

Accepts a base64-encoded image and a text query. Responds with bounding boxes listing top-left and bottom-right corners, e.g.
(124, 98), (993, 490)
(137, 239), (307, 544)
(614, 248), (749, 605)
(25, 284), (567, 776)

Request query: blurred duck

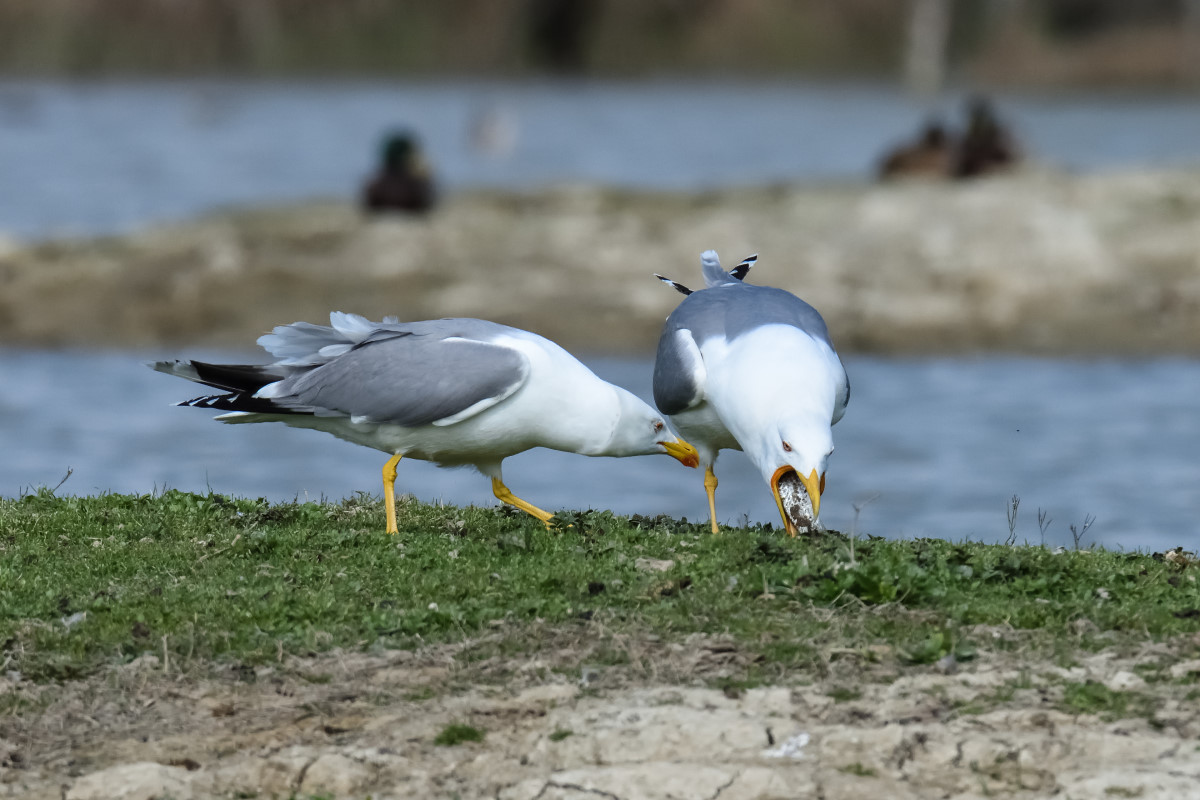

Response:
(878, 120), (953, 180)
(362, 131), (436, 214)
(877, 97), (1020, 182)
(953, 96), (1019, 179)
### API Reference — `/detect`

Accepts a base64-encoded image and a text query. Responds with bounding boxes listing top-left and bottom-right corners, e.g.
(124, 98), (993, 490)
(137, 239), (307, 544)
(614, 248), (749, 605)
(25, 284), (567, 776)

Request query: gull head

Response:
(748, 421), (834, 536)
(603, 388), (699, 467)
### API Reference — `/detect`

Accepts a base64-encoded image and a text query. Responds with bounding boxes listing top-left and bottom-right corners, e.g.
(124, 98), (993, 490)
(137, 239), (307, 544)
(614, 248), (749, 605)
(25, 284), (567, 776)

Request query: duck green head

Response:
(382, 132), (420, 171)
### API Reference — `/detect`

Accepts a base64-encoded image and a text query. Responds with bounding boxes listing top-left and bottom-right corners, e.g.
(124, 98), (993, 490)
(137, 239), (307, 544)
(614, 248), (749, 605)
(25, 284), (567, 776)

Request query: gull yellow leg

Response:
(382, 453), (403, 534)
(491, 478), (554, 526)
(704, 467), (720, 534)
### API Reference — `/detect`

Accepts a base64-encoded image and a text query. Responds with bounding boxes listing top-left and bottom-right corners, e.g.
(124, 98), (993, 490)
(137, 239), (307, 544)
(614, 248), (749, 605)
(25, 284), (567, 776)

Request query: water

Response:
(1, 80), (1198, 239)
(2, 350), (1196, 553)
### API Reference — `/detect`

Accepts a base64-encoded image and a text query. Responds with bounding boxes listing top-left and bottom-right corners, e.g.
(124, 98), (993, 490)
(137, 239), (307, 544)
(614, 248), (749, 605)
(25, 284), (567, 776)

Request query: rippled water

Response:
(1, 80), (1198, 239)
(3, 350), (1196, 553)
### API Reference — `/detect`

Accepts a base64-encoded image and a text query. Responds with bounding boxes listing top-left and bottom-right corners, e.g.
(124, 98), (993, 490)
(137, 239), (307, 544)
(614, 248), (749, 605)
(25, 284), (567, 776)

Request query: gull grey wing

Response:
(653, 321), (706, 415)
(654, 278), (840, 416)
(261, 333), (530, 427)
(673, 282), (835, 348)
(833, 361), (850, 425)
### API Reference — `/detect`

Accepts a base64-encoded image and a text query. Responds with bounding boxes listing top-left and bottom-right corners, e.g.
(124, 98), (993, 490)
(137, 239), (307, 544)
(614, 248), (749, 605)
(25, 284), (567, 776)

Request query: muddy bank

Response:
(3, 634), (1199, 799)
(2, 168), (1198, 355)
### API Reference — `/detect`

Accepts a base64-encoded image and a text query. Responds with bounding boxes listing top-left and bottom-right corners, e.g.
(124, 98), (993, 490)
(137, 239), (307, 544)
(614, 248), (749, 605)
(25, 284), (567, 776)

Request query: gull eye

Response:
(654, 421), (664, 432)
(782, 440), (792, 452)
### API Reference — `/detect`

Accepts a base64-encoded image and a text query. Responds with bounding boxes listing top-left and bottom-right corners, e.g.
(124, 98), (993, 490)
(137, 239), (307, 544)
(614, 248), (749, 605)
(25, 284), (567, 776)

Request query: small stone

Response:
(1168, 659), (1200, 680)
(61, 611), (87, 629)
(67, 762), (194, 800)
(934, 653), (958, 674)
(299, 753), (374, 796)
(762, 731), (811, 759)
(1104, 671), (1146, 692)
(580, 665), (602, 686)
(776, 471), (815, 532)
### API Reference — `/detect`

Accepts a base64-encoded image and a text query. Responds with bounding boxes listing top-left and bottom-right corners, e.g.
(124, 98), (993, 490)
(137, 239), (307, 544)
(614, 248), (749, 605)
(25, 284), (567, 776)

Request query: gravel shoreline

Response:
(3, 167), (1198, 355)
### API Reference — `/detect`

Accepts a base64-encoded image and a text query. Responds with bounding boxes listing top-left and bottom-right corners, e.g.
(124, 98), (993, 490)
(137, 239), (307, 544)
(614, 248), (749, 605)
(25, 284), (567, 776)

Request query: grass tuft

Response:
(1060, 681), (1155, 721)
(434, 723), (485, 746)
(839, 762), (878, 777)
(827, 687), (862, 702)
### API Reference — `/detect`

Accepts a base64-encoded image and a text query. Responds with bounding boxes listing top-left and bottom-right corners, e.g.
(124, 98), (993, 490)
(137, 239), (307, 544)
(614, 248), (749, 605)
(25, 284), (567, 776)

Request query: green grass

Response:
(1059, 681), (1156, 721)
(2, 490), (1199, 683)
(434, 723), (485, 746)
(839, 762), (878, 777)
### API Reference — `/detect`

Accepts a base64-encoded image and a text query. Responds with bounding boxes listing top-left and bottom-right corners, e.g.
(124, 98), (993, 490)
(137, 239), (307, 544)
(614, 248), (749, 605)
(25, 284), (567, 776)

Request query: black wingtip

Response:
(729, 254), (757, 281)
(178, 392), (302, 415)
(653, 273), (693, 296)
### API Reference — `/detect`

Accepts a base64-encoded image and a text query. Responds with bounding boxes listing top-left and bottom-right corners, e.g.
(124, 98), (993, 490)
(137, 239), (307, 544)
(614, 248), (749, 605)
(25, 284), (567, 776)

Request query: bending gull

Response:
(153, 313), (699, 533)
(653, 251), (849, 535)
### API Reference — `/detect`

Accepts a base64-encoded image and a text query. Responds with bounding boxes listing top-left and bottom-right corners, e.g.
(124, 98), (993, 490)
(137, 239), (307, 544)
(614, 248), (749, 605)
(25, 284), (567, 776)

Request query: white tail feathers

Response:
(700, 249), (756, 287)
(329, 311), (382, 342)
(700, 250), (727, 287)
(259, 312), (398, 365)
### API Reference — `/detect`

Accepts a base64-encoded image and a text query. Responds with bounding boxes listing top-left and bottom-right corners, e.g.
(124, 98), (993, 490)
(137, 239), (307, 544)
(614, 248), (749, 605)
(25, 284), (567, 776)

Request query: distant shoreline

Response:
(2, 168), (1198, 356)
(2, 2), (1197, 88)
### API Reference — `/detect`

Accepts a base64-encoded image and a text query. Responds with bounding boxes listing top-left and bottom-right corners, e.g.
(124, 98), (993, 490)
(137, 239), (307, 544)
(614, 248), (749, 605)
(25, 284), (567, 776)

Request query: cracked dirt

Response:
(3, 633), (1199, 799)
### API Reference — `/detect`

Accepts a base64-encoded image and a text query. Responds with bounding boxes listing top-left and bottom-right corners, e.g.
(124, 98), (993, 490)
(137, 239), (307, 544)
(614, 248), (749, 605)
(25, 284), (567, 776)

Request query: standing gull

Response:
(153, 313), (699, 533)
(653, 251), (849, 535)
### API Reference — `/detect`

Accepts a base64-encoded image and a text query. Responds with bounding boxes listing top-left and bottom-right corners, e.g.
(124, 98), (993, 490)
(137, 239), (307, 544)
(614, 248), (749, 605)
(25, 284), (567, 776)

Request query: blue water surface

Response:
(2, 350), (1195, 553)
(1, 79), (1197, 239)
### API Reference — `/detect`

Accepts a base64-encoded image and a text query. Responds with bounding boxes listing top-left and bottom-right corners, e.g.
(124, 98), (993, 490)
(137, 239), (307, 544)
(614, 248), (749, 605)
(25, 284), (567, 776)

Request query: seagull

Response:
(152, 312), (699, 533)
(652, 251), (849, 536)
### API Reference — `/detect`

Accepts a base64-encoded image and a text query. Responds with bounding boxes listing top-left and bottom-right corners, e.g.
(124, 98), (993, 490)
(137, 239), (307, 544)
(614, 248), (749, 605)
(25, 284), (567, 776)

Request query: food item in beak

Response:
(776, 470), (816, 534)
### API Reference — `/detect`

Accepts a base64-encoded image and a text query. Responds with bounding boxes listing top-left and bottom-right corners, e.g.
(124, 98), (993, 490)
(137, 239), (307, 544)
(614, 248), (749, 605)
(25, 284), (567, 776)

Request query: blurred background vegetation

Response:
(1, 0), (1198, 87)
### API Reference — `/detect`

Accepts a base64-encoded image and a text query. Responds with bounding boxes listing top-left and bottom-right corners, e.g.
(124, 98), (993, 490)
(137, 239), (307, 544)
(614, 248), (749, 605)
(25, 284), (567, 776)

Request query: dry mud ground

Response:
(3, 632), (1200, 800)
(2, 167), (1199, 355)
